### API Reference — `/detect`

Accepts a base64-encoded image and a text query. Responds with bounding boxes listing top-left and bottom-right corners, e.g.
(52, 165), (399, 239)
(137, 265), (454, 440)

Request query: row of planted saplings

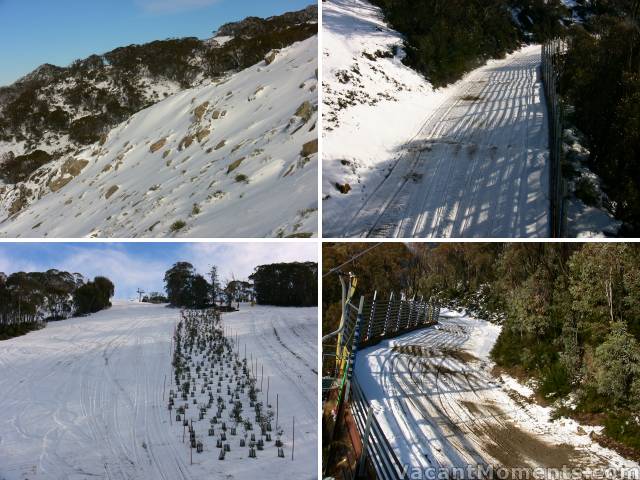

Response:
(170, 309), (287, 462)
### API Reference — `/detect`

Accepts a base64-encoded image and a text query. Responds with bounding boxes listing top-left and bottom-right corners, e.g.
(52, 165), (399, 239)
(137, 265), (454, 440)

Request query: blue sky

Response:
(0, 0), (313, 86)
(0, 242), (317, 299)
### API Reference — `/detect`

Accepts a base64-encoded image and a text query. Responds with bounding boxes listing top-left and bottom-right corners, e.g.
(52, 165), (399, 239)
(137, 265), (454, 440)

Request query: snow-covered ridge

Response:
(0, 37), (318, 238)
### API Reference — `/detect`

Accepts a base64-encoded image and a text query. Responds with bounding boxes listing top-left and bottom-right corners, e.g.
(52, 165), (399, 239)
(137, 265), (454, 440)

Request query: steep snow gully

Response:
(328, 44), (550, 238)
(0, 302), (317, 480)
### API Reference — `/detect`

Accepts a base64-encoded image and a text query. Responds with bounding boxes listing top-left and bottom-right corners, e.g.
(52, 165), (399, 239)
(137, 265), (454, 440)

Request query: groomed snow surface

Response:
(355, 310), (639, 476)
(0, 302), (317, 480)
(0, 37), (318, 238)
(322, 0), (550, 238)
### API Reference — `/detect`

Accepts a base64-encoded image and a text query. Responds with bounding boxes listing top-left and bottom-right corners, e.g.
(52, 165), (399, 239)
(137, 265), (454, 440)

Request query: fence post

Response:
(383, 292), (393, 337)
(395, 292), (403, 334)
(358, 405), (374, 477)
(366, 291), (377, 343)
(347, 296), (366, 381)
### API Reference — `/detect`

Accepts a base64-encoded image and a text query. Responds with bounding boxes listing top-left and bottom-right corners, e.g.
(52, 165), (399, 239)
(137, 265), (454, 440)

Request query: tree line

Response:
(322, 242), (640, 453)
(249, 262), (317, 307)
(0, 269), (114, 340)
(164, 261), (317, 309)
(559, 0), (640, 234)
(368, 0), (566, 87)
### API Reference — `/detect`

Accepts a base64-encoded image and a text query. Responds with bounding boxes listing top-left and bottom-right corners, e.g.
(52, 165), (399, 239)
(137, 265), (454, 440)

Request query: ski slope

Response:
(0, 302), (317, 480)
(0, 37), (318, 238)
(355, 310), (638, 475)
(322, 0), (550, 238)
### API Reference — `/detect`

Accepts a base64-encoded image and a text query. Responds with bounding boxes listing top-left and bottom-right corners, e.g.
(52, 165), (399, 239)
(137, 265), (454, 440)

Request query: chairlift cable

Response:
(322, 242), (383, 278)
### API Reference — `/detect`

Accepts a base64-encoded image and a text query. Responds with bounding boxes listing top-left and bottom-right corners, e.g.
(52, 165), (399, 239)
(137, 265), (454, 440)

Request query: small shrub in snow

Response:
(170, 220), (186, 232)
(235, 174), (249, 183)
(335, 182), (351, 194)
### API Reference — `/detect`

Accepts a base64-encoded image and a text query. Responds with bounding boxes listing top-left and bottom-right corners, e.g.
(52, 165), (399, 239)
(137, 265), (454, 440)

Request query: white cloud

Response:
(52, 246), (167, 299)
(135, 0), (222, 14)
(183, 242), (318, 283)
(0, 243), (317, 300)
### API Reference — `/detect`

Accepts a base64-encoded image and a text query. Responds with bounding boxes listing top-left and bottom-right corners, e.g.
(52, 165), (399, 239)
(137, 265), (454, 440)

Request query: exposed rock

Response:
(212, 110), (221, 119)
(150, 138), (167, 153)
(61, 158), (89, 177)
(49, 176), (73, 192)
(214, 140), (226, 150)
(105, 185), (119, 199)
(294, 101), (313, 123)
(301, 139), (318, 157)
(196, 128), (210, 143)
(179, 135), (194, 150)
(227, 158), (245, 174)
(264, 50), (279, 65)
(194, 101), (209, 121)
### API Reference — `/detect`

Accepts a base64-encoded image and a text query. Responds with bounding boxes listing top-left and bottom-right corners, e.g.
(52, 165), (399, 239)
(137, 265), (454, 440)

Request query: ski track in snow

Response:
(342, 46), (550, 238)
(0, 302), (317, 480)
(355, 310), (640, 475)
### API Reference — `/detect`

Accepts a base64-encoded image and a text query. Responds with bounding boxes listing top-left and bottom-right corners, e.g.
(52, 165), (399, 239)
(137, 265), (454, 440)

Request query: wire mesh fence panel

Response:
(541, 38), (568, 237)
(355, 295), (440, 348)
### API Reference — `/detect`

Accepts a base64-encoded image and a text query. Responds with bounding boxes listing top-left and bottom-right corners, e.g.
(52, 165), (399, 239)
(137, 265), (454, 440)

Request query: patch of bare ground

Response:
(440, 347), (478, 363)
(592, 433), (640, 463)
(474, 419), (584, 470)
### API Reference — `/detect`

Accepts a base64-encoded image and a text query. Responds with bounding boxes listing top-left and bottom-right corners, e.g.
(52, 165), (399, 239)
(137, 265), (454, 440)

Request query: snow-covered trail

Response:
(355, 310), (638, 475)
(0, 302), (187, 480)
(0, 303), (318, 480)
(339, 46), (550, 238)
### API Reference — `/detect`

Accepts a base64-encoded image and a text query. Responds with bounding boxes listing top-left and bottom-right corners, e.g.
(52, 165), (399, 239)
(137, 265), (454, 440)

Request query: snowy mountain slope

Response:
(0, 37), (318, 238)
(0, 5), (317, 160)
(355, 310), (639, 474)
(322, 0), (550, 238)
(0, 302), (318, 480)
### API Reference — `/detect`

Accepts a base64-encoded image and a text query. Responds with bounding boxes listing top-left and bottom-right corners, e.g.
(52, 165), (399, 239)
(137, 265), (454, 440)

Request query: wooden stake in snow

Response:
(267, 376), (270, 405)
(276, 394), (279, 430)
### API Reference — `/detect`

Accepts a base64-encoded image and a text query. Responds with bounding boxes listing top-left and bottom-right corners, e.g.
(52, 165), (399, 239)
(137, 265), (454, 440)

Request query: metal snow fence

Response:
(541, 38), (568, 237)
(351, 377), (408, 480)
(358, 293), (440, 347)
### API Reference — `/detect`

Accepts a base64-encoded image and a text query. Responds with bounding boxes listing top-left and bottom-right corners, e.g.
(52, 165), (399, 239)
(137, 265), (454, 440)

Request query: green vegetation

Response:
(170, 220), (187, 232)
(234, 174), (249, 183)
(323, 243), (640, 454)
(0, 322), (43, 341)
(368, 0), (566, 87)
(164, 262), (210, 309)
(0, 150), (53, 183)
(559, 2), (640, 234)
(0, 269), (114, 340)
(73, 277), (115, 315)
(250, 262), (317, 307)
